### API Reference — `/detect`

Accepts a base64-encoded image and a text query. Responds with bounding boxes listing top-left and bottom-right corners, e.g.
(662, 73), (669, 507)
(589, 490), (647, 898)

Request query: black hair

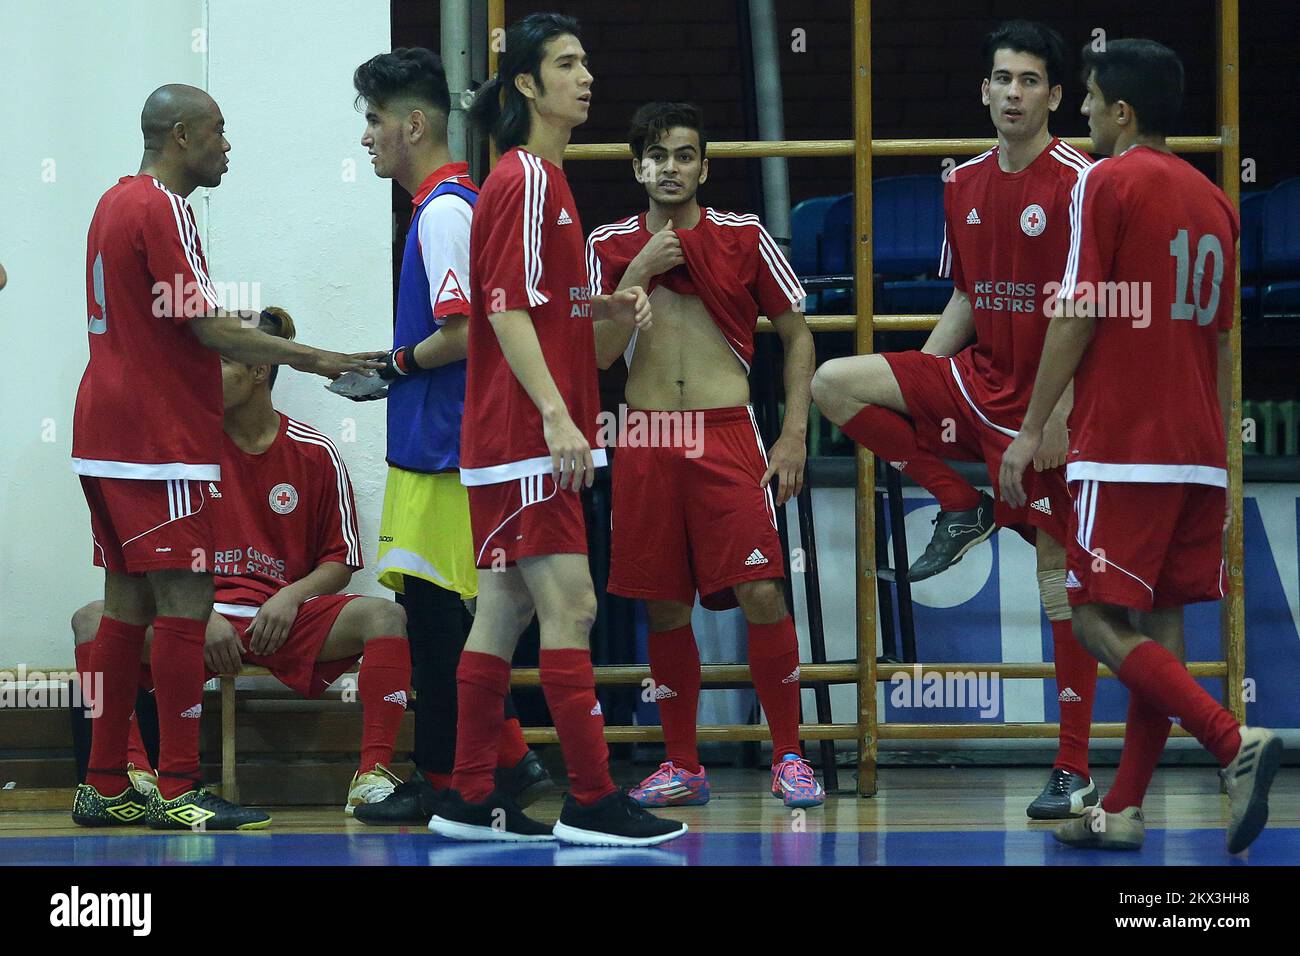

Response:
(983, 20), (1067, 89)
(467, 12), (581, 153)
(353, 47), (451, 121)
(257, 307), (296, 389)
(1081, 38), (1184, 137)
(628, 102), (707, 159)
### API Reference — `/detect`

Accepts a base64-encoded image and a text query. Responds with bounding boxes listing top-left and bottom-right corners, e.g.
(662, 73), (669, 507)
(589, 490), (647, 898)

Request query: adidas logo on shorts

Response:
(781, 666), (801, 685)
(966, 208), (982, 224)
(1065, 570), (1083, 589)
(180, 703), (202, 719)
(590, 701), (603, 717)
(384, 690), (408, 708)
(745, 548), (769, 566)
(557, 207), (573, 225)
(1030, 497), (1052, 515)
(654, 684), (678, 701)
(1059, 687), (1082, 703)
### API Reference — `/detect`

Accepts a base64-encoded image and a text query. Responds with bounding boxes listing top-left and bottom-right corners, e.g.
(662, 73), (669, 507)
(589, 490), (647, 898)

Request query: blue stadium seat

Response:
(1240, 191), (1266, 322)
(789, 194), (847, 277)
(872, 175), (951, 313)
(1262, 177), (1300, 320)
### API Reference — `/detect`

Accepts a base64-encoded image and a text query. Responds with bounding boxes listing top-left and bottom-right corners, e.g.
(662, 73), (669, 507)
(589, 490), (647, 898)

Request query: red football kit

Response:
(887, 138), (1094, 544)
(74, 175), (223, 573)
(1057, 146), (1239, 610)
(460, 148), (605, 567)
(206, 414), (365, 696)
(586, 208), (805, 608)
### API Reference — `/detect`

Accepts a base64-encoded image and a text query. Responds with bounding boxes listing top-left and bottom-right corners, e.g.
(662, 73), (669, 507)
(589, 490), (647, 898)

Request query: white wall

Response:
(0, 0), (392, 667)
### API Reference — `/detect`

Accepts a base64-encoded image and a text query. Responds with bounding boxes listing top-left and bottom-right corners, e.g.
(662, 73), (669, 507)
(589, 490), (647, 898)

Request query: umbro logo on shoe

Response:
(966, 208), (982, 224)
(781, 666), (801, 685)
(590, 702), (603, 717)
(654, 684), (678, 700)
(1065, 570), (1083, 589)
(1059, 687), (1082, 703)
(557, 207), (573, 225)
(384, 690), (408, 708)
(745, 549), (769, 566)
(180, 704), (202, 719)
(1030, 497), (1052, 515)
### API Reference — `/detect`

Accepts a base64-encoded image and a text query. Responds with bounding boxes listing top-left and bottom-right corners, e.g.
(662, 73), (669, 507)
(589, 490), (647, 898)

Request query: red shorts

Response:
(81, 476), (215, 574)
(1066, 479), (1226, 611)
(210, 593), (363, 697)
(884, 350), (1070, 545)
(467, 474), (587, 569)
(608, 406), (784, 611)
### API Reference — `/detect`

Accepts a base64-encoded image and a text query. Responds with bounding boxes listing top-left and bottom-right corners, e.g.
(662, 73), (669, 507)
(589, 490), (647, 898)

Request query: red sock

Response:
(1116, 640), (1241, 766)
(424, 771), (452, 789)
(357, 636), (412, 774)
(150, 616), (208, 800)
(841, 406), (982, 512)
(648, 625), (702, 772)
(77, 640), (150, 770)
(539, 649), (616, 805)
(496, 717), (530, 769)
(84, 619), (148, 795)
(747, 617), (803, 763)
(1102, 696), (1172, 813)
(450, 651), (509, 802)
(1051, 619), (1097, 778)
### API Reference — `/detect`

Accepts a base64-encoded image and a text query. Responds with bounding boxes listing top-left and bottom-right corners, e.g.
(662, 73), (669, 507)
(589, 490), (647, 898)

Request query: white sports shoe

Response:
(345, 764), (402, 815)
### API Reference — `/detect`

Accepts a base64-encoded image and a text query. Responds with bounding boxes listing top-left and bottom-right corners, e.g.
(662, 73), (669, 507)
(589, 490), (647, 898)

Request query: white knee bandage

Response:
(1037, 569), (1071, 622)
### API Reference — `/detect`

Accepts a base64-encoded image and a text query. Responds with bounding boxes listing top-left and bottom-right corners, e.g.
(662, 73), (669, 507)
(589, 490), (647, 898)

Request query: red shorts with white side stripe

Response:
(467, 473), (588, 569)
(884, 349), (1071, 546)
(81, 476), (214, 574)
(607, 406), (785, 611)
(1066, 479), (1226, 611)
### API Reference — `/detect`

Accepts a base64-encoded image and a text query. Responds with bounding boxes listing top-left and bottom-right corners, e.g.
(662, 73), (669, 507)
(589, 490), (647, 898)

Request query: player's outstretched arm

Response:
(763, 308), (815, 505)
(921, 289), (975, 357)
(489, 308), (594, 491)
(190, 312), (385, 378)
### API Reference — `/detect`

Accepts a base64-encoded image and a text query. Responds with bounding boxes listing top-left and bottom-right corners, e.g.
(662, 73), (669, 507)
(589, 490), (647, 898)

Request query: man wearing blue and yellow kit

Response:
(349, 48), (549, 823)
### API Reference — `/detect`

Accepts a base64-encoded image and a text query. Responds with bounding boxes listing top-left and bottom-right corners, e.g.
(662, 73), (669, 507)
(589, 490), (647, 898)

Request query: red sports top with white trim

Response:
(1057, 146), (1239, 487)
(585, 207), (806, 373)
(938, 139), (1093, 432)
(211, 414), (362, 611)
(73, 175), (222, 481)
(460, 148), (606, 486)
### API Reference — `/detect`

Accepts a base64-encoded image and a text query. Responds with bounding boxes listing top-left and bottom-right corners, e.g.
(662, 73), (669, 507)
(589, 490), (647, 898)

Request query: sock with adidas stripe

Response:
(539, 648), (617, 806)
(357, 636), (412, 774)
(150, 616), (208, 800)
(1050, 618), (1097, 778)
(747, 616), (803, 761)
(648, 624), (702, 773)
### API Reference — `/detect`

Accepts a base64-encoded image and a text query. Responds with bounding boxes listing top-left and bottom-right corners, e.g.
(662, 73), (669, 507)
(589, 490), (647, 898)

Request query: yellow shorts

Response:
(376, 466), (478, 598)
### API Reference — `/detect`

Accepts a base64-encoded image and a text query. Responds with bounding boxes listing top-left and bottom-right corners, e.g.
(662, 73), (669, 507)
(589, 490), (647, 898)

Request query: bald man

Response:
(72, 84), (382, 831)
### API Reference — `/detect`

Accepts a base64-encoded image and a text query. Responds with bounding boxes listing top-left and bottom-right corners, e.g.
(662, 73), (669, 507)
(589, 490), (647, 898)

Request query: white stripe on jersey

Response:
(585, 215), (639, 295)
(167, 479), (177, 521)
(1060, 160), (1105, 300)
(947, 148), (996, 181)
(152, 179), (218, 308)
(1052, 140), (1094, 167)
(474, 475), (557, 566)
(745, 406), (779, 530)
(518, 152), (549, 307)
(704, 209), (806, 305)
(938, 223), (952, 278)
(284, 421), (361, 566)
(1050, 145), (1091, 175)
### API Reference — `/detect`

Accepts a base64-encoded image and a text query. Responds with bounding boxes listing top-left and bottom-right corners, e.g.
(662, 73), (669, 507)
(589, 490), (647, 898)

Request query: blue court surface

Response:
(2, 827), (1297, 867)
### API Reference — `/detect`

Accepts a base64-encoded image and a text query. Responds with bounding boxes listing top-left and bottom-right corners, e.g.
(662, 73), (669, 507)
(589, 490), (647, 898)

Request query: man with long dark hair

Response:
(428, 13), (684, 845)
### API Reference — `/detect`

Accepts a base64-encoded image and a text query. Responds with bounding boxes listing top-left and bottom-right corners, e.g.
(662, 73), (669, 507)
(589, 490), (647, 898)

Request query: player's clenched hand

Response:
(630, 218), (684, 279)
(542, 410), (595, 491)
(295, 349), (387, 379)
(998, 429), (1041, 510)
(597, 286), (652, 332)
(248, 590), (302, 656)
(761, 432), (807, 506)
(1033, 412), (1069, 472)
(203, 616), (244, 676)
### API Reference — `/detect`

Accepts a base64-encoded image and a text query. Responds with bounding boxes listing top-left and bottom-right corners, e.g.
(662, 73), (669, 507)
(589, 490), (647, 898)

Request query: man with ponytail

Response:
(428, 12), (685, 846)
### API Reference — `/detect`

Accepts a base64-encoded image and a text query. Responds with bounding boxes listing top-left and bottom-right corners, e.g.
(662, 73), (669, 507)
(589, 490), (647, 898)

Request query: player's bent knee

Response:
(646, 601), (692, 632)
(810, 361), (856, 424)
(735, 579), (788, 623)
(71, 601), (105, 645)
(357, 598), (408, 641)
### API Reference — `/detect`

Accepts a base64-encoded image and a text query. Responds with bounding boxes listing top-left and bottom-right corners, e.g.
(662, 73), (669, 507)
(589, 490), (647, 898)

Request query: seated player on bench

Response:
(71, 307), (417, 820)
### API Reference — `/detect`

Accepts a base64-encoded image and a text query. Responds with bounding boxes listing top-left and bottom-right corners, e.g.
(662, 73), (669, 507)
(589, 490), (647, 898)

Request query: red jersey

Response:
(585, 208), (805, 372)
(211, 414), (362, 611)
(460, 148), (605, 485)
(73, 175), (223, 480)
(1058, 146), (1239, 486)
(938, 139), (1093, 430)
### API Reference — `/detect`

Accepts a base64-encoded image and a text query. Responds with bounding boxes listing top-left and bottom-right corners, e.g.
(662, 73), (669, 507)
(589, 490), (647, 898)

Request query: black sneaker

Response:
(1026, 768), (1099, 820)
(494, 751), (554, 809)
(353, 773), (440, 825)
(145, 788), (271, 831)
(907, 491), (996, 582)
(428, 788), (556, 842)
(552, 790), (688, 847)
(72, 782), (148, 827)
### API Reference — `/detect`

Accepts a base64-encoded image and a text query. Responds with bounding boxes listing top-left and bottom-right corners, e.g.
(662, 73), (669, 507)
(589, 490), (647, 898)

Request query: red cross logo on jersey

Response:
(1020, 203), (1047, 237)
(269, 482), (299, 515)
